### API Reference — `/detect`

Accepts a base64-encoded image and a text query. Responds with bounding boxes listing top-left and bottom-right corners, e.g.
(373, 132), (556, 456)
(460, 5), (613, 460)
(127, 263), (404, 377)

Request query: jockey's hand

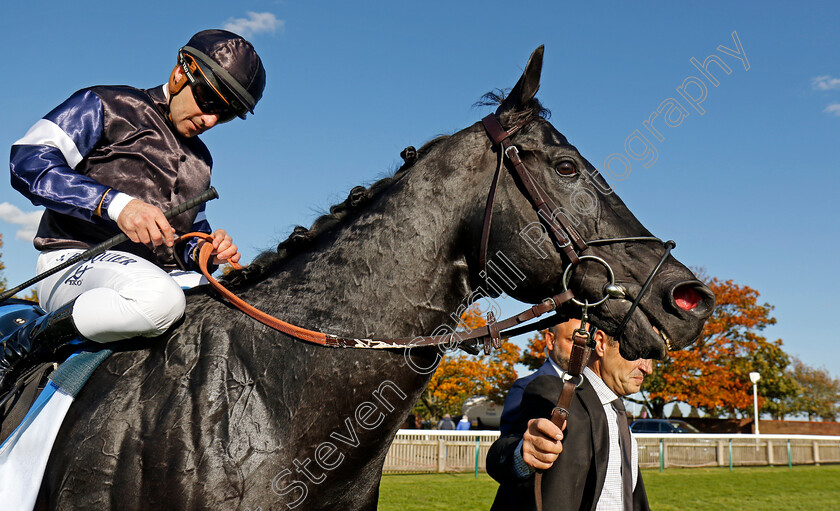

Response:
(117, 199), (175, 248)
(198, 229), (241, 265)
(522, 418), (565, 470)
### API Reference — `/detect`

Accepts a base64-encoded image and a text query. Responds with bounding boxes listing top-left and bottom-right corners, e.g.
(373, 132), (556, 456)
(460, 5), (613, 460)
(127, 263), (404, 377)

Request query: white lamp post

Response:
(749, 372), (761, 435)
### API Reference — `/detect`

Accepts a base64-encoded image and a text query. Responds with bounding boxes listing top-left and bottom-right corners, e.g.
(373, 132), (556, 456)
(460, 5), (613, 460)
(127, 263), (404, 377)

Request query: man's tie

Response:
(612, 399), (633, 511)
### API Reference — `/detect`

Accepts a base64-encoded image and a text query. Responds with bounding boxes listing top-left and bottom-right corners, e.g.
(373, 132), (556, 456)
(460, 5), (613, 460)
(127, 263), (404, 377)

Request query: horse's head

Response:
(476, 46), (714, 360)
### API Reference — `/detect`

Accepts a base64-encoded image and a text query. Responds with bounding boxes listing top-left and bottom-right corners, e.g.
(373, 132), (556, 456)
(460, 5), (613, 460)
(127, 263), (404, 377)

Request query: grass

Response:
(378, 472), (497, 511)
(643, 465), (840, 511)
(378, 465), (840, 510)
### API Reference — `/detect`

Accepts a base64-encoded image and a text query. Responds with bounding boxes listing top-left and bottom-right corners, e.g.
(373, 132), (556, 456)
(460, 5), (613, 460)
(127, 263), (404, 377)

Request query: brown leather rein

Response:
(533, 312), (594, 511)
(184, 113), (672, 509)
(183, 232), (575, 352)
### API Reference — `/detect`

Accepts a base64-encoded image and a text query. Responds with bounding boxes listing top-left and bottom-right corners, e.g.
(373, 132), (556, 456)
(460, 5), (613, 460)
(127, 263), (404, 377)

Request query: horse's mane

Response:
(223, 136), (449, 287)
(223, 91), (548, 288)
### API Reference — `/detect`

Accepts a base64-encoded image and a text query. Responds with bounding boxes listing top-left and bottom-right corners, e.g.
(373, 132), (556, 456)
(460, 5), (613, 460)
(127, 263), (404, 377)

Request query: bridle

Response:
(188, 113), (676, 355)
(479, 114), (675, 344)
(480, 113), (676, 511)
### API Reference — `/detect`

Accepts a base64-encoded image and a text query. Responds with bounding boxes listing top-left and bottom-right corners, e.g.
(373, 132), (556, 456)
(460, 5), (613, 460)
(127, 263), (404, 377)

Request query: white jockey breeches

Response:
(36, 249), (186, 343)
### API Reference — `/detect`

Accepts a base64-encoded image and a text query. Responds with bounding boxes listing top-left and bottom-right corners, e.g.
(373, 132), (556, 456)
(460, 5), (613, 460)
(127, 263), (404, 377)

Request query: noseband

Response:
(480, 114), (674, 344)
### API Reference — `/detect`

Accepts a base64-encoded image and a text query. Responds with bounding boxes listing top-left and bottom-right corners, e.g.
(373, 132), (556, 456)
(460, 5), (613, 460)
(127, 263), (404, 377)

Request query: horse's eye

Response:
(555, 160), (578, 176)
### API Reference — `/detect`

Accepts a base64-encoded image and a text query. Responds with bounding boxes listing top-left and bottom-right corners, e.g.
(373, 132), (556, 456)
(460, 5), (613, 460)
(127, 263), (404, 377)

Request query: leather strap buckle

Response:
(551, 406), (569, 419)
(486, 312), (502, 353)
(504, 144), (519, 160)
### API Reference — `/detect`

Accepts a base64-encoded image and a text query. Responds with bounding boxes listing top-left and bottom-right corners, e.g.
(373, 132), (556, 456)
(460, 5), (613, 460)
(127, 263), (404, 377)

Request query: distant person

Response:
(1, 29), (265, 395)
(487, 323), (653, 510)
(456, 415), (471, 430)
(437, 413), (456, 430)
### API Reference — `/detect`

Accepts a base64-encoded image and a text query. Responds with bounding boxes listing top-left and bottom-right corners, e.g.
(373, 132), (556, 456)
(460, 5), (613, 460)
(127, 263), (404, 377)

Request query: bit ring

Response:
(562, 255), (616, 307)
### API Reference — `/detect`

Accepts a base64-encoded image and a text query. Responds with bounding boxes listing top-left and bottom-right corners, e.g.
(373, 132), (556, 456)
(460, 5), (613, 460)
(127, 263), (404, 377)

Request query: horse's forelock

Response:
(475, 88), (551, 128)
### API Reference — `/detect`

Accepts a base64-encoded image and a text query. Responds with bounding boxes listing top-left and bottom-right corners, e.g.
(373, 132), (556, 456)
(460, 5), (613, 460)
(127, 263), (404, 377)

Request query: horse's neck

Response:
(245, 157), (482, 339)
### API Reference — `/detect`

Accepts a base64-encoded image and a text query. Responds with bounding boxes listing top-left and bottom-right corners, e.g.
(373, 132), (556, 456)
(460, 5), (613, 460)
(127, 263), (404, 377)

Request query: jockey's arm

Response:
(10, 90), (127, 223)
(10, 89), (224, 272)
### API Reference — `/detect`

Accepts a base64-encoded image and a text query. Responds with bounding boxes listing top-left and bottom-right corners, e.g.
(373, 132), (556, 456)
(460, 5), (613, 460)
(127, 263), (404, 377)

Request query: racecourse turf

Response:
(378, 465), (840, 510)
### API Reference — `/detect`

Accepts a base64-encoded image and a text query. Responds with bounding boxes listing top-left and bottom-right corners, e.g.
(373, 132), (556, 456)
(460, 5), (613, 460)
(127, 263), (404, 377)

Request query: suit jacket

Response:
(487, 375), (650, 511)
(499, 361), (557, 436)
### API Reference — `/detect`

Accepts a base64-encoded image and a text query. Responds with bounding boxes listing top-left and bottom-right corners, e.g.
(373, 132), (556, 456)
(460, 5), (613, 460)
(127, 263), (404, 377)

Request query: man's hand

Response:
(522, 418), (565, 470)
(198, 229), (241, 265)
(117, 199), (175, 248)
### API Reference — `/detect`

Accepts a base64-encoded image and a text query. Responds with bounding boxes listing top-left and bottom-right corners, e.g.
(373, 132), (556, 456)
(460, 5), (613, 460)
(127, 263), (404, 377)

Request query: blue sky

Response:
(1, 1), (838, 385)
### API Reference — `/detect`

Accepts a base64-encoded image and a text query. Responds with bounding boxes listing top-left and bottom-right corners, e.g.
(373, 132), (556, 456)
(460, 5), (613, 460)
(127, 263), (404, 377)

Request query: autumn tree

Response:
(634, 277), (798, 418)
(778, 358), (840, 421)
(0, 233), (39, 301)
(0, 234), (7, 291)
(520, 328), (549, 371)
(414, 303), (521, 420)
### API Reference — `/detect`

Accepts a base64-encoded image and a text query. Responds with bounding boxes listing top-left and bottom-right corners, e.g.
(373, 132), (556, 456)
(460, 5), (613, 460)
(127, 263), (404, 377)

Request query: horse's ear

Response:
(497, 45), (544, 116)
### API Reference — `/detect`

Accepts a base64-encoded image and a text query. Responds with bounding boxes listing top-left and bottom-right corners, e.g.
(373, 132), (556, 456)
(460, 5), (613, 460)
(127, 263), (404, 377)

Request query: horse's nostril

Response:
(673, 284), (702, 311)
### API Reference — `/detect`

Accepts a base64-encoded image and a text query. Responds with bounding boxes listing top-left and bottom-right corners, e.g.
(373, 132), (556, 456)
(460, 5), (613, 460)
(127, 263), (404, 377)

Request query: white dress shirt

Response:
(584, 367), (639, 510)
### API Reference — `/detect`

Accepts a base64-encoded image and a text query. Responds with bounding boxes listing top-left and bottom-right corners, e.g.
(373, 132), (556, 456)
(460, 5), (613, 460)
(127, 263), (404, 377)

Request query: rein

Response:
(534, 313), (593, 511)
(185, 232), (576, 352)
(183, 114), (677, 508)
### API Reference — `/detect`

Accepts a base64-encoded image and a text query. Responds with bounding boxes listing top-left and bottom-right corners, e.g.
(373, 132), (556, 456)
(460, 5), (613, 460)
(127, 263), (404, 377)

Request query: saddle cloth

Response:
(0, 350), (111, 510)
(0, 271), (205, 510)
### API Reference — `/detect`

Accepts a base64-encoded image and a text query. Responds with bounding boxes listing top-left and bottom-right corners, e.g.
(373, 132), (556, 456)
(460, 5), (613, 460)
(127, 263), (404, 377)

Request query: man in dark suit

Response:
(499, 321), (576, 436)
(487, 322), (653, 510)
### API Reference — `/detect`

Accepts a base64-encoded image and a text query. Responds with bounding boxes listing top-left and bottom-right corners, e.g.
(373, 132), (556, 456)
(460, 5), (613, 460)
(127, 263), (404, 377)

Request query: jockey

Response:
(1, 30), (266, 393)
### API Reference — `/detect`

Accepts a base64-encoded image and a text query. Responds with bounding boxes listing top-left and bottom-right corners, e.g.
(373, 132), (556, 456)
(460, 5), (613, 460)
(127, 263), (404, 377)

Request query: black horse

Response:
(37, 47), (713, 510)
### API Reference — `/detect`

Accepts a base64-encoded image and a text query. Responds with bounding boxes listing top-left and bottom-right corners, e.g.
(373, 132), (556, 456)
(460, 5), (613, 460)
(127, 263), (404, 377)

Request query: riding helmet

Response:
(180, 29), (266, 119)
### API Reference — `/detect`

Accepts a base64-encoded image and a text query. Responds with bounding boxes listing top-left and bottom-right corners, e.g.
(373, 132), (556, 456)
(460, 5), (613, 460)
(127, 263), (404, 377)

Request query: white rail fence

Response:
(634, 433), (840, 470)
(383, 430), (840, 473)
(384, 431), (500, 474)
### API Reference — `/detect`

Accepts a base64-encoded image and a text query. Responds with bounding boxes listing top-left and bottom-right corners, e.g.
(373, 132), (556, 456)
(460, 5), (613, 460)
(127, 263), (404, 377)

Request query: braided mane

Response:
(223, 136), (449, 287)
(223, 90), (548, 288)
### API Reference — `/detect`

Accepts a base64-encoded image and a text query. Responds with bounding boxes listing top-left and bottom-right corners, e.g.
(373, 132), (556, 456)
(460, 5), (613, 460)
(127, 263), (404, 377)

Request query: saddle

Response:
(0, 300), (112, 508)
(0, 300), (55, 444)
(0, 300), (111, 446)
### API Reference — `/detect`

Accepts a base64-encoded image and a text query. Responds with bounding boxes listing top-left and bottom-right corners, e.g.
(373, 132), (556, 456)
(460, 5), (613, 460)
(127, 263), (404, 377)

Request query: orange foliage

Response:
(416, 303), (521, 419)
(0, 234), (6, 291)
(521, 329), (549, 371)
(641, 277), (797, 418)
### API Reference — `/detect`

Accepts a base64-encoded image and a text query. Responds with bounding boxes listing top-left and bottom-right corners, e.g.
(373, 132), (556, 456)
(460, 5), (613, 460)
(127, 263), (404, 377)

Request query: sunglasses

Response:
(180, 53), (238, 123)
